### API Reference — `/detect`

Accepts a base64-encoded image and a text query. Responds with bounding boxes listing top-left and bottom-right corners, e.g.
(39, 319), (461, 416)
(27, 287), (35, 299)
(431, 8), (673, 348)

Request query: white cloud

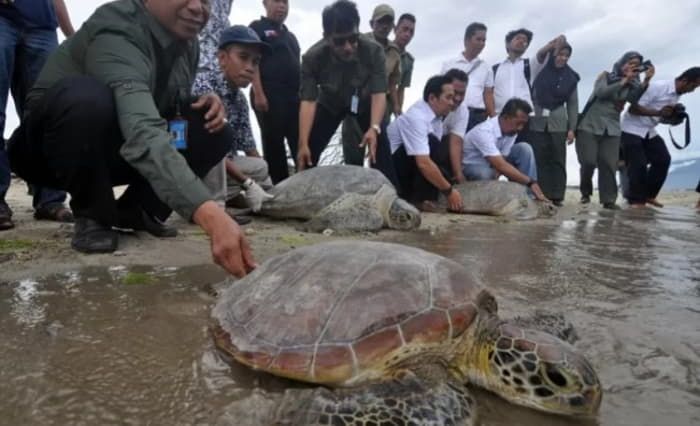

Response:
(4, 0), (699, 184)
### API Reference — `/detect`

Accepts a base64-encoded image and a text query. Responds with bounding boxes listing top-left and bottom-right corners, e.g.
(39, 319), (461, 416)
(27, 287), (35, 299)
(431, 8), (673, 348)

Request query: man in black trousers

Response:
(8, 0), (254, 277)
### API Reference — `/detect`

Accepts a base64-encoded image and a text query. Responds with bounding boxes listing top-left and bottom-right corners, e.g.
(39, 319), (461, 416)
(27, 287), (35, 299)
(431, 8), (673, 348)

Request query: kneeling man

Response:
(388, 75), (463, 212)
(462, 98), (548, 201)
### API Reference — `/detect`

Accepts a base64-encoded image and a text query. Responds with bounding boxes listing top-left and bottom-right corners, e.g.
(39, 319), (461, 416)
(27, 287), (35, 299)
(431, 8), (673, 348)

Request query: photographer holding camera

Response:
(620, 66), (700, 208)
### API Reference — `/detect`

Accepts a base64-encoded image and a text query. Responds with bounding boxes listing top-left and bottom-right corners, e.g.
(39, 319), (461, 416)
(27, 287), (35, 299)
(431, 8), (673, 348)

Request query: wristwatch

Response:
(370, 124), (381, 135)
(526, 179), (537, 188)
(440, 184), (454, 196)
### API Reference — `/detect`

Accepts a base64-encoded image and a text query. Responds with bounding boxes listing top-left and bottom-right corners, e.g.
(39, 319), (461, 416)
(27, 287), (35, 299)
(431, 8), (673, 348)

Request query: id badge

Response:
(350, 94), (359, 115)
(542, 108), (550, 117)
(168, 118), (188, 150)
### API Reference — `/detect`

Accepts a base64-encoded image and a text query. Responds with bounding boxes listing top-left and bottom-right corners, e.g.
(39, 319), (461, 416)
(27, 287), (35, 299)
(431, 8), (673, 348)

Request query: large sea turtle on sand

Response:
(258, 165), (421, 232)
(438, 181), (557, 220)
(212, 241), (601, 425)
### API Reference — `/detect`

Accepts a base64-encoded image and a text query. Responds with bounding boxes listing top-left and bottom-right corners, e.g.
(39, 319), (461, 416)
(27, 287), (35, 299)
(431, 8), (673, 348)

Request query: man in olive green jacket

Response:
(8, 0), (254, 277)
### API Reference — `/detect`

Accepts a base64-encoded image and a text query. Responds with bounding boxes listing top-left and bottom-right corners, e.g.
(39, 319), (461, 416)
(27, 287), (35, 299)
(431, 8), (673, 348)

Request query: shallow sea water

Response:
(1, 206), (698, 425)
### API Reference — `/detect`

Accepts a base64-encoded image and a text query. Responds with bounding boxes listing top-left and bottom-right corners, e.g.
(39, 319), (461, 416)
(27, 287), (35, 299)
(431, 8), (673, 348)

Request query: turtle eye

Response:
(545, 364), (568, 387)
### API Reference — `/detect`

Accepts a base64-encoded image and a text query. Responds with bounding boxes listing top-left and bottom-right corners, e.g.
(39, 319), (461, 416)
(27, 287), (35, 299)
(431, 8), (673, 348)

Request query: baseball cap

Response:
(218, 25), (270, 51)
(371, 4), (395, 22)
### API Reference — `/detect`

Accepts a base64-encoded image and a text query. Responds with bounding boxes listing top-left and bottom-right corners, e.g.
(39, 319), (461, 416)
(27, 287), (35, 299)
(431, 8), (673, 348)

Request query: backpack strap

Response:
(523, 58), (532, 90)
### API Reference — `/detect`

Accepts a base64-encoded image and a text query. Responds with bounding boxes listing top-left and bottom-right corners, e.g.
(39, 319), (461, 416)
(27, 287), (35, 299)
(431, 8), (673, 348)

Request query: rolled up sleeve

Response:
(367, 46), (388, 94)
(299, 51), (319, 101)
(85, 34), (210, 219)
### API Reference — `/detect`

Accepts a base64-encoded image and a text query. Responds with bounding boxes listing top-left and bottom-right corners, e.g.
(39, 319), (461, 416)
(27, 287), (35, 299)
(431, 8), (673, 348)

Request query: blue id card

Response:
(168, 118), (188, 150)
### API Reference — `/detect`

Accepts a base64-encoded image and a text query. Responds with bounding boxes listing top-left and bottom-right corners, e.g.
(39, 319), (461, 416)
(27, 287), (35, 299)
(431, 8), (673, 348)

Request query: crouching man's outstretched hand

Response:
(193, 201), (256, 277)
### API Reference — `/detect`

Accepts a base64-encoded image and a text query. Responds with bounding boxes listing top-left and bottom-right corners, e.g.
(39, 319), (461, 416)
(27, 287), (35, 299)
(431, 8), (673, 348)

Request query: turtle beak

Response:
(388, 198), (421, 230)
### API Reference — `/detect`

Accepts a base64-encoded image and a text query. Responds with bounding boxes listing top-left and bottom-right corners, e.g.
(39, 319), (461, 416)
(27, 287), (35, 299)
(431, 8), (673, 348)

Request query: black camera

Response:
(636, 60), (653, 73)
(660, 103), (687, 126)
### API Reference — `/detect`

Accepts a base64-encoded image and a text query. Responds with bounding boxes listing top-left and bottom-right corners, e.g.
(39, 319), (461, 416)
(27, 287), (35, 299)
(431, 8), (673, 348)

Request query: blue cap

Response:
(218, 25), (270, 51)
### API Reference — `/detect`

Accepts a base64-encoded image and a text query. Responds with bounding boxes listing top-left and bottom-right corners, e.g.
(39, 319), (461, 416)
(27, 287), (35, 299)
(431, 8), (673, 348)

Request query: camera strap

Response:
(668, 117), (690, 150)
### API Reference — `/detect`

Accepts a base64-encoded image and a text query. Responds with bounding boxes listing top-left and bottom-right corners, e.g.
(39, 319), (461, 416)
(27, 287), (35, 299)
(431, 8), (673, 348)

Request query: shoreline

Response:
(1, 176), (697, 282)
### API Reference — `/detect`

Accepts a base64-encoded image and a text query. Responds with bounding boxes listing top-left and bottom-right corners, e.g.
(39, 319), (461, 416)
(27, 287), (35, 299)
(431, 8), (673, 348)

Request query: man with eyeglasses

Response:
(340, 3), (401, 167)
(296, 0), (398, 187)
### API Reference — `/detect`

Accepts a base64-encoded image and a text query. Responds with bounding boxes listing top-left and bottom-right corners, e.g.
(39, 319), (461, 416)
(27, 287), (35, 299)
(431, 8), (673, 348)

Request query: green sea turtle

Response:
(258, 165), (421, 232)
(212, 241), (601, 425)
(438, 181), (557, 220)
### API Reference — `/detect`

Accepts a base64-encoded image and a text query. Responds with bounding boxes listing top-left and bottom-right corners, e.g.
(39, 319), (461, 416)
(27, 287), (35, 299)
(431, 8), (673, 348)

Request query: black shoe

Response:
(71, 217), (118, 253)
(602, 203), (621, 210)
(117, 208), (178, 238)
(580, 196), (591, 204)
(0, 202), (14, 231)
(34, 204), (74, 223)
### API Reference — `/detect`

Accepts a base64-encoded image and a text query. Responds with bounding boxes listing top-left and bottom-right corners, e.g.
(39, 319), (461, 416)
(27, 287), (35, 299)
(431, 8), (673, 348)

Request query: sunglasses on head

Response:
(331, 33), (359, 47)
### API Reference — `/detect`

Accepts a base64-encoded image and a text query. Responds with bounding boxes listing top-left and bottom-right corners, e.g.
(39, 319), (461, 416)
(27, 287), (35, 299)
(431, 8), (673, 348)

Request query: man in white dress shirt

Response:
(620, 66), (700, 207)
(441, 68), (470, 184)
(462, 98), (548, 201)
(388, 75), (463, 212)
(441, 22), (495, 130)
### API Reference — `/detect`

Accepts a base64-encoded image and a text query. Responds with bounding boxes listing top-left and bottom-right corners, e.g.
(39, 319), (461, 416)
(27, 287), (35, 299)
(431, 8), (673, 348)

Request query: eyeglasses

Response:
(331, 33), (359, 47)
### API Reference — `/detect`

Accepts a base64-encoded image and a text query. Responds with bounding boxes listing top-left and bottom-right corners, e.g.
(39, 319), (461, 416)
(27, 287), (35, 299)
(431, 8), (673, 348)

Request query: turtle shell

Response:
(212, 241), (492, 387)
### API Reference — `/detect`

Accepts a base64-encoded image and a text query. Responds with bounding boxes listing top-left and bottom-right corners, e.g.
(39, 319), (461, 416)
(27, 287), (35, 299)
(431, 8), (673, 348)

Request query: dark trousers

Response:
(254, 96), (298, 184)
(392, 135), (448, 203)
(308, 103), (398, 188)
(620, 131), (671, 204)
(530, 129), (568, 201)
(467, 108), (488, 131)
(8, 76), (229, 226)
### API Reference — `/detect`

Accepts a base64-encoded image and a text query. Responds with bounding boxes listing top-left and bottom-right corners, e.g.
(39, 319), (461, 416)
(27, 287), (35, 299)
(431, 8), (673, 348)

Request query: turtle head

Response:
(470, 321), (601, 417)
(374, 185), (421, 230)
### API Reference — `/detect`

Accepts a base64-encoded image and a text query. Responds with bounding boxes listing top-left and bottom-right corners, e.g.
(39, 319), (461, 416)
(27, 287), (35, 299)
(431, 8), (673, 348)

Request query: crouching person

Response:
(7, 0), (255, 277)
(214, 26), (274, 212)
(461, 98), (549, 201)
(388, 75), (463, 212)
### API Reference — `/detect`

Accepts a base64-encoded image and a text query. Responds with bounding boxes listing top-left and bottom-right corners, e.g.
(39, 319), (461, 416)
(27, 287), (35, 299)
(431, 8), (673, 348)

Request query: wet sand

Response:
(1, 177), (699, 425)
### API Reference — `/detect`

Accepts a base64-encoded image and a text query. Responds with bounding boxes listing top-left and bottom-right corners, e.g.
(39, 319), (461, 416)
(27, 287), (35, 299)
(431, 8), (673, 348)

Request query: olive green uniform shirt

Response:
(577, 73), (645, 137)
(399, 50), (414, 89)
(300, 34), (387, 115)
(26, 0), (210, 219)
(530, 87), (579, 133)
(364, 32), (401, 92)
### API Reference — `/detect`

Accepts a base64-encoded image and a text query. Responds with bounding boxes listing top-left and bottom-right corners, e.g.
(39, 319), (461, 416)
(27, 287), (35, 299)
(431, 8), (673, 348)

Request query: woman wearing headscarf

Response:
(575, 51), (648, 209)
(529, 36), (580, 206)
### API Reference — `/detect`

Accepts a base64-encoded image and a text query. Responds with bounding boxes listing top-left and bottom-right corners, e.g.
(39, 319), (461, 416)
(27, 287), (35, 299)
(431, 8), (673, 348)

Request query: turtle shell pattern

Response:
(212, 241), (489, 387)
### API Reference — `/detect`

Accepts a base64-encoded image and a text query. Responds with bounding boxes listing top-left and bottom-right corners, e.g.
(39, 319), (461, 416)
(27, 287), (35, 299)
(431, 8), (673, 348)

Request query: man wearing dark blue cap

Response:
(215, 25), (274, 212)
(7, 0), (255, 277)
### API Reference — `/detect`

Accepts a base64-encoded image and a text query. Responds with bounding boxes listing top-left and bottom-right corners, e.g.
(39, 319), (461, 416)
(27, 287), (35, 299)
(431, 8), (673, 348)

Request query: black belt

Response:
(468, 107), (486, 113)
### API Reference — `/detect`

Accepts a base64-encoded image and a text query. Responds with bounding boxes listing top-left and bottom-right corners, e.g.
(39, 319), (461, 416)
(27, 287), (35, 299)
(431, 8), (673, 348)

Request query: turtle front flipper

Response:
(276, 372), (476, 426)
(300, 193), (384, 233)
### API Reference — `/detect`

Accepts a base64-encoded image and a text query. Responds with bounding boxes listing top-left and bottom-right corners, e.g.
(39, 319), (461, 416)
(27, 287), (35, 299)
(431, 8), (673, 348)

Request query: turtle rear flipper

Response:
(276, 371), (476, 426)
(301, 193), (384, 233)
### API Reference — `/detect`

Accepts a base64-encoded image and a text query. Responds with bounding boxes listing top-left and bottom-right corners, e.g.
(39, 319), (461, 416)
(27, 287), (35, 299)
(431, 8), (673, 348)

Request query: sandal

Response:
(34, 204), (74, 223)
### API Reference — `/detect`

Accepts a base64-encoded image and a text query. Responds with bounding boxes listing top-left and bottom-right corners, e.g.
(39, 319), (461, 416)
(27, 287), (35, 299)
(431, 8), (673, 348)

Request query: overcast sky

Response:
(5, 0), (699, 182)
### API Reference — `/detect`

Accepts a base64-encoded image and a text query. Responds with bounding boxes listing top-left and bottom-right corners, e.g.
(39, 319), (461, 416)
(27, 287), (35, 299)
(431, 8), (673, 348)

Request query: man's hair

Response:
(322, 0), (360, 35)
(678, 66), (700, 82)
(500, 98), (532, 117)
(444, 68), (469, 84)
(464, 22), (487, 40)
(397, 13), (416, 26)
(423, 75), (452, 102)
(505, 28), (533, 44)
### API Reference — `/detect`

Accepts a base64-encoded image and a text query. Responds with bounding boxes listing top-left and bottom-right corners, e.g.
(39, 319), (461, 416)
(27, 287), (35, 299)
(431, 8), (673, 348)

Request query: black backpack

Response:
(492, 58), (532, 93)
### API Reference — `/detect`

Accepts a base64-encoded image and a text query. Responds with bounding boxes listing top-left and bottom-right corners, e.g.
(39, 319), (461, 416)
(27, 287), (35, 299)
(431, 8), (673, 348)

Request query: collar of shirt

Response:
(457, 53), (481, 65)
(259, 16), (285, 31)
(143, 5), (184, 51)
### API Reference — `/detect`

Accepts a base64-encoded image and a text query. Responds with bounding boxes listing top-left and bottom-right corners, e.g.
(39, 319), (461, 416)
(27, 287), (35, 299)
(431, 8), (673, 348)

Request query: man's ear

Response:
(216, 50), (227, 68)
